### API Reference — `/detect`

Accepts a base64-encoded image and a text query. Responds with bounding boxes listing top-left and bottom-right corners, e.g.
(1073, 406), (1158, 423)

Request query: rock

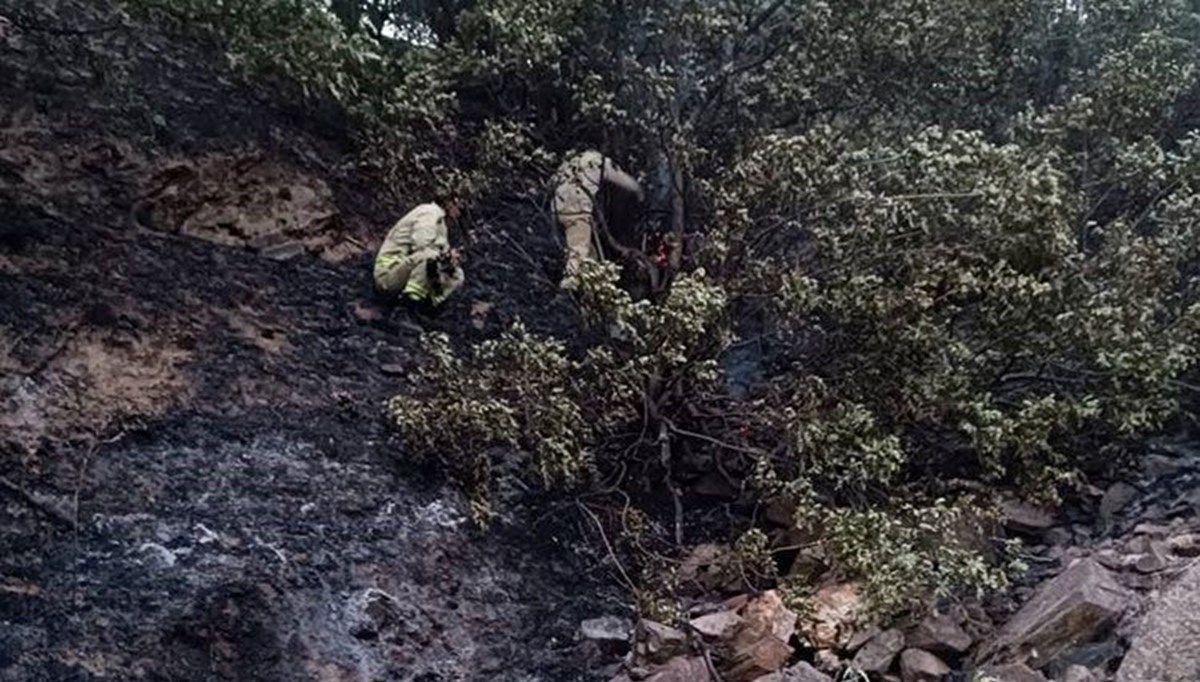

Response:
(1093, 549), (1123, 571)
(348, 588), (398, 640)
(979, 662), (1049, 682)
(977, 559), (1130, 669)
(899, 649), (949, 682)
(738, 590), (798, 643)
(351, 301), (383, 322)
(1133, 545), (1168, 573)
(679, 544), (727, 587)
(906, 611), (973, 655)
(1001, 498), (1057, 531)
(639, 620), (688, 664)
(1041, 639), (1122, 678)
(1116, 563), (1200, 682)
(851, 628), (905, 673)
(1131, 522), (1172, 538)
(752, 662), (833, 682)
(799, 582), (862, 650)
(690, 610), (742, 640)
(726, 637), (795, 682)
(580, 616), (632, 655)
(725, 591), (798, 682)
(260, 240), (307, 261)
(1043, 526), (1073, 547)
(1059, 665), (1095, 682)
(1143, 453), (1185, 480)
(644, 656), (710, 682)
(844, 624), (881, 655)
(812, 649), (842, 675)
(1098, 482), (1138, 520)
(1167, 532), (1200, 558)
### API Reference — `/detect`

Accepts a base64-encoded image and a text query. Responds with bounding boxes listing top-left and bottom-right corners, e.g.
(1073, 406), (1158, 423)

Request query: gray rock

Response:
(1116, 563), (1200, 682)
(899, 649), (949, 682)
(979, 662), (1049, 682)
(1133, 544), (1168, 573)
(1044, 526), (1073, 547)
(644, 656), (709, 682)
(580, 616), (632, 654)
(812, 649), (842, 674)
(1167, 532), (1200, 558)
(1042, 640), (1122, 679)
(1002, 498), (1057, 530)
(851, 628), (905, 673)
(690, 610), (742, 640)
(752, 661), (833, 682)
(639, 620), (688, 664)
(978, 559), (1130, 669)
(1098, 482), (1138, 521)
(260, 240), (307, 261)
(844, 624), (882, 654)
(1059, 665), (1095, 682)
(1131, 522), (1172, 538)
(906, 612), (973, 655)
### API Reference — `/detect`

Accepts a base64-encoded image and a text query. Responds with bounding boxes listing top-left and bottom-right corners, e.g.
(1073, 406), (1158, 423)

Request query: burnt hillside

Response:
(0, 2), (601, 680)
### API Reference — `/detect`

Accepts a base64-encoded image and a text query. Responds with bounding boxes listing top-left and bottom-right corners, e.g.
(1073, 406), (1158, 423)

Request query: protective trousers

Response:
(554, 183), (603, 282)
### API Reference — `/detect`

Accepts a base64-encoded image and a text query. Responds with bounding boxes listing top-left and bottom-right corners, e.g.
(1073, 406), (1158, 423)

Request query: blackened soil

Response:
(0, 1), (603, 680)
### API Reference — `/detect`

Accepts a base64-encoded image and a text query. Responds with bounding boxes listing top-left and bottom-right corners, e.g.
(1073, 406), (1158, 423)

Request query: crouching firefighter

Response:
(552, 149), (644, 288)
(373, 197), (464, 311)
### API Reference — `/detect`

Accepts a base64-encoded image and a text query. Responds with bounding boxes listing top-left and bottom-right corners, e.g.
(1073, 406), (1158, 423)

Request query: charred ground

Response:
(0, 1), (603, 680)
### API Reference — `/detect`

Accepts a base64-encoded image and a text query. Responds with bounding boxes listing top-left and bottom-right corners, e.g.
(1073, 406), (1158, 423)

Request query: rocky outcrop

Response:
(977, 559), (1130, 670)
(1115, 563), (1200, 682)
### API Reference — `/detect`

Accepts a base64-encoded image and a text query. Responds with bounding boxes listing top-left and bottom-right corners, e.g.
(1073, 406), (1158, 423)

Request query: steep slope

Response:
(0, 1), (600, 680)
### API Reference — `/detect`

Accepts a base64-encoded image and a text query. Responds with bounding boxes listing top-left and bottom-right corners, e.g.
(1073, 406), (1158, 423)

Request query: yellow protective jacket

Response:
(373, 203), (464, 306)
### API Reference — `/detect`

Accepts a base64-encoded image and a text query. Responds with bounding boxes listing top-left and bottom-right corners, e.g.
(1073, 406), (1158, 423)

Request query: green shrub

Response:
(125, 0), (1200, 618)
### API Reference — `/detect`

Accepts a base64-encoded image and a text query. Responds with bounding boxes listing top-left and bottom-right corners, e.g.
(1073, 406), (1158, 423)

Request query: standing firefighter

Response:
(373, 198), (464, 308)
(552, 150), (644, 286)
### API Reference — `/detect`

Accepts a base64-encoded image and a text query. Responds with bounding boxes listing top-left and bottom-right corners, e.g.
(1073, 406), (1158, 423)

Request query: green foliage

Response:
(389, 263), (728, 518)
(127, 0), (1200, 618)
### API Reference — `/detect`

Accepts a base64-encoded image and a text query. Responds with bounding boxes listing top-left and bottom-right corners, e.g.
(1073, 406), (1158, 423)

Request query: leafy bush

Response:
(127, 0), (1200, 617)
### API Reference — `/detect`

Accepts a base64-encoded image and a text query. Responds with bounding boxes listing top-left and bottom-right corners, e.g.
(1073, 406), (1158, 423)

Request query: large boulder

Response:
(1116, 563), (1200, 682)
(977, 559), (1130, 669)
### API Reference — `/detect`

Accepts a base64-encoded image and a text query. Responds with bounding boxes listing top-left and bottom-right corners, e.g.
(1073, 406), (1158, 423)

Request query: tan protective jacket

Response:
(552, 151), (643, 281)
(373, 203), (464, 305)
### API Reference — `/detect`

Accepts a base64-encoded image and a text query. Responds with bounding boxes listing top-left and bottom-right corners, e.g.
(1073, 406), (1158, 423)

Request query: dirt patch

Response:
(0, 324), (191, 461)
(134, 152), (362, 262)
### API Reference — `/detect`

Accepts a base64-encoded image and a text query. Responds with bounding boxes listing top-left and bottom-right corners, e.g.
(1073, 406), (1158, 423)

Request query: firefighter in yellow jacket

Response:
(373, 199), (464, 307)
(552, 150), (644, 286)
